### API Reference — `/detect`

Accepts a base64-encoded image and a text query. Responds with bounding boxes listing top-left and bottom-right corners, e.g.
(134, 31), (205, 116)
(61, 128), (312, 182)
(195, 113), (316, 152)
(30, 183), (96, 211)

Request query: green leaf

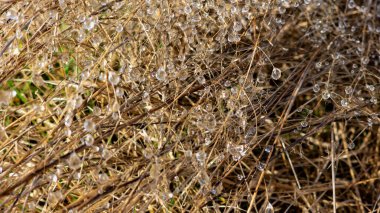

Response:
(15, 89), (27, 104)
(7, 80), (15, 88)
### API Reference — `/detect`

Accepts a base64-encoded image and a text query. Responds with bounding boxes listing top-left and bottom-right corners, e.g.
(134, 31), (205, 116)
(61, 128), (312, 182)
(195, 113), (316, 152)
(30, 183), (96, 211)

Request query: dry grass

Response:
(0, 0), (379, 212)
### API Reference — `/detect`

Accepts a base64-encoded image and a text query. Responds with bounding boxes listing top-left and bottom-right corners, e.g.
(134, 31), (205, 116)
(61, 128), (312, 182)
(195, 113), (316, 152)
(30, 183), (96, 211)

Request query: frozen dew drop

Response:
(228, 33), (240, 43)
(115, 87), (124, 97)
(48, 191), (63, 206)
(278, 6), (286, 14)
(348, 0), (356, 9)
(0, 90), (15, 105)
(237, 174), (244, 181)
(191, 14), (202, 23)
(77, 30), (86, 42)
(108, 71), (120, 86)
(113, 1), (124, 10)
(97, 187), (104, 194)
(73, 171), (81, 179)
(210, 188), (217, 195)
(345, 86), (353, 95)
(64, 113), (73, 127)
(58, 0), (66, 9)
(50, 174), (58, 183)
(98, 173), (109, 183)
(257, 162), (265, 171)
(197, 75), (206, 84)
(81, 134), (94, 146)
(155, 67), (168, 81)
(231, 6), (238, 14)
(341, 99), (348, 107)
(265, 202), (274, 213)
(195, 151), (207, 166)
(33, 104), (45, 112)
(313, 84), (320, 93)
(115, 24), (123, 33)
(92, 35), (102, 48)
(304, 0), (311, 5)
(11, 46), (20, 56)
(242, 5), (250, 13)
(184, 5), (192, 14)
(112, 112), (119, 120)
(93, 106), (102, 116)
(67, 152), (82, 170)
(315, 62), (323, 69)
(27, 202), (36, 210)
(75, 96), (84, 109)
(301, 121), (308, 128)
(77, 15), (86, 23)
(111, 101), (121, 112)
(83, 17), (96, 31)
(348, 142), (355, 150)
(370, 97), (378, 105)
(368, 118), (373, 127)
(64, 128), (72, 137)
(6, 9), (18, 21)
(0, 125), (7, 140)
(98, 72), (106, 81)
(16, 28), (23, 39)
(322, 90), (331, 100)
(264, 145), (273, 153)
(81, 69), (90, 80)
(185, 150), (192, 158)
(93, 146), (100, 152)
(101, 148), (112, 160)
(204, 136), (212, 146)
(84, 119), (96, 132)
(366, 84), (375, 92)
(233, 21), (243, 32)
(361, 56), (369, 65)
(224, 80), (231, 87)
(271, 67), (281, 80)
(168, 193), (173, 199)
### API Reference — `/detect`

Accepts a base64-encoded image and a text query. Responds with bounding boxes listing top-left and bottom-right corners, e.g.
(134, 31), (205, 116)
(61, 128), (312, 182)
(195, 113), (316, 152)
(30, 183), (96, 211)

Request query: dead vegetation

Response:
(0, 0), (379, 212)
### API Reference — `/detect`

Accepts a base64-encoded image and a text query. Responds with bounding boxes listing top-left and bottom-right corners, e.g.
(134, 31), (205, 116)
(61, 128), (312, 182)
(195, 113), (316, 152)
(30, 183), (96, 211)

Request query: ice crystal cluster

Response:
(0, 0), (379, 212)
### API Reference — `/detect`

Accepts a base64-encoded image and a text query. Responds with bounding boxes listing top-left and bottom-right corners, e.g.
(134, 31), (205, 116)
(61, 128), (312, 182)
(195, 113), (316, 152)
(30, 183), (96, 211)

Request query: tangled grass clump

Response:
(0, 0), (379, 212)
